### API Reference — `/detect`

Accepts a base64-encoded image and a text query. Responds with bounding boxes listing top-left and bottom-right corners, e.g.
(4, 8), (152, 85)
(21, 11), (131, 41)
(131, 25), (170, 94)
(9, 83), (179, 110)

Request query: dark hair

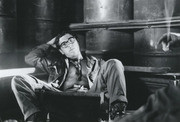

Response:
(54, 30), (77, 49)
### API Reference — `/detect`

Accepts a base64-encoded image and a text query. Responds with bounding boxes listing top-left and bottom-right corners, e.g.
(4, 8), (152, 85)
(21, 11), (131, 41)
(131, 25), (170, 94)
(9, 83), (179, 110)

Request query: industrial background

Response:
(0, 0), (180, 121)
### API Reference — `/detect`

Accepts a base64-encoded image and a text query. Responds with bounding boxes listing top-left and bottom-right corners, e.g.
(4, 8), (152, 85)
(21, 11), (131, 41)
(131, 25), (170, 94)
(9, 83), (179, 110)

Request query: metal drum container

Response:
(61, 0), (83, 23)
(134, 28), (180, 72)
(0, 0), (16, 17)
(134, 0), (180, 20)
(134, 0), (180, 72)
(86, 29), (133, 65)
(0, 0), (22, 119)
(76, 32), (86, 53)
(17, 0), (62, 51)
(0, 0), (18, 69)
(84, 0), (133, 64)
(84, 0), (133, 22)
(17, 20), (60, 50)
(0, 18), (17, 53)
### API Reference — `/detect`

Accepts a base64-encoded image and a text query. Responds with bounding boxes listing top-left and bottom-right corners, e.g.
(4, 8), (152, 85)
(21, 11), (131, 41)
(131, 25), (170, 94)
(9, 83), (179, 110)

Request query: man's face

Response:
(58, 33), (81, 59)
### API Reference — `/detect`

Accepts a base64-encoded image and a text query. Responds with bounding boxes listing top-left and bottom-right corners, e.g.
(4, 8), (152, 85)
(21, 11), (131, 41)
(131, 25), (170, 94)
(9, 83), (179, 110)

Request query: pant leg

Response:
(89, 59), (127, 104)
(11, 74), (54, 121)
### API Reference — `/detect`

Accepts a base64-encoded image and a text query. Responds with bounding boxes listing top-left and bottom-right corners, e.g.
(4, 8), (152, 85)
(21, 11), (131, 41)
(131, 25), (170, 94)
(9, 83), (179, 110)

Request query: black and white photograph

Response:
(0, 0), (180, 122)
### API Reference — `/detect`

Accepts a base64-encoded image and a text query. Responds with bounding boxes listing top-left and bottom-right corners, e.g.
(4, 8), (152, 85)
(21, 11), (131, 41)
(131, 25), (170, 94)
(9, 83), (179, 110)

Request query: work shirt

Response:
(62, 60), (89, 91)
(25, 44), (104, 91)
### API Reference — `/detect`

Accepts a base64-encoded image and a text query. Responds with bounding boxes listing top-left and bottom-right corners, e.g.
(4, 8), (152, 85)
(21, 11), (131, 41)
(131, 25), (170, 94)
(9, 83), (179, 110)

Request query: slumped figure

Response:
(11, 31), (127, 122)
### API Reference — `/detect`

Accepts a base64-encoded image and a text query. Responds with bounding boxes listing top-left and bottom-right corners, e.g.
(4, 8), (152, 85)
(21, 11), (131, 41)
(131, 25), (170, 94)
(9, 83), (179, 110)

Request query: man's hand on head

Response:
(158, 32), (180, 51)
(47, 37), (57, 48)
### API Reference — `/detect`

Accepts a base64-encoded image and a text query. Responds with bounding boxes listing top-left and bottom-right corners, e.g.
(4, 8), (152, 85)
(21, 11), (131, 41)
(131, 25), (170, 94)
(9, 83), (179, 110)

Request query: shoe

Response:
(26, 112), (47, 122)
(110, 101), (127, 120)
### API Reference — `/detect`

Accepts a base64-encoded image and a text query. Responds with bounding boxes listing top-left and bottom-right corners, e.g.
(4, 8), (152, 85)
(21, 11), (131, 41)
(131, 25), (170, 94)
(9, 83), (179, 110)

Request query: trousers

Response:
(11, 59), (127, 121)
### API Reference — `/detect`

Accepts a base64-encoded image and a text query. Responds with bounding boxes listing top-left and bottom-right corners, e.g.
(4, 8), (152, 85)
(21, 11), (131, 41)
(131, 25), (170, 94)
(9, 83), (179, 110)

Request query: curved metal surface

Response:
(86, 29), (134, 65)
(0, 0), (16, 17)
(17, 0), (61, 21)
(0, 0), (17, 53)
(134, 0), (180, 20)
(84, 0), (133, 22)
(18, 20), (60, 51)
(61, 0), (83, 23)
(0, 0), (18, 69)
(0, 17), (17, 53)
(17, 0), (63, 51)
(134, 28), (180, 72)
(17, 0), (83, 23)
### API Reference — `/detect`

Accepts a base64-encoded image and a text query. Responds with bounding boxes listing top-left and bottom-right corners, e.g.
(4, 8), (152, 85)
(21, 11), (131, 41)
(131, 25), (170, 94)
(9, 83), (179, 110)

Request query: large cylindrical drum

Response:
(84, 0), (133, 22)
(0, 0), (18, 69)
(17, 20), (60, 51)
(134, 28), (180, 72)
(61, 0), (83, 23)
(0, 0), (16, 17)
(134, 0), (180, 20)
(0, 18), (17, 53)
(84, 0), (133, 64)
(86, 29), (133, 65)
(76, 32), (86, 53)
(0, 0), (21, 119)
(17, 0), (61, 52)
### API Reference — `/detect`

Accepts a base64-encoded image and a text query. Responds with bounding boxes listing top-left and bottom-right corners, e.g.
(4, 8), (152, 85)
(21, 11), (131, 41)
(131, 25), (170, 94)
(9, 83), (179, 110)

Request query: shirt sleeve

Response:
(25, 44), (55, 73)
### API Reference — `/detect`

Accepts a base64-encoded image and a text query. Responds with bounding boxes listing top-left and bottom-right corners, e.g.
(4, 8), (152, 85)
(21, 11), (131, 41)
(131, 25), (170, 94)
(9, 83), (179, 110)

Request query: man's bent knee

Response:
(11, 75), (23, 91)
(11, 75), (34, 92)
(106, 59), (124, 71)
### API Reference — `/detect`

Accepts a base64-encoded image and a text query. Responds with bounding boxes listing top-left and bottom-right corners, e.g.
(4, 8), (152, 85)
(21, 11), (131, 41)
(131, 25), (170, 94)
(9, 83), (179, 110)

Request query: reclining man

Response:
(11, 31), (127, 122)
